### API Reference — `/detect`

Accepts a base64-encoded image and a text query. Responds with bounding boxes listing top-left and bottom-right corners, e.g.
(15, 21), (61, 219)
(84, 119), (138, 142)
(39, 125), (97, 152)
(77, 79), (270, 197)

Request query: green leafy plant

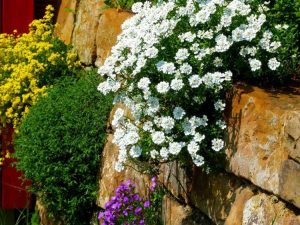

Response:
(30, 210), (40, 225)
(14, 70), (113, 225)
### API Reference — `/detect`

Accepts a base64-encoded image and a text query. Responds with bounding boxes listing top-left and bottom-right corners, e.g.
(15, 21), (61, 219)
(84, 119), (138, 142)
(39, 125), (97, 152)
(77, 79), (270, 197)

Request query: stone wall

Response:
(53, 1), (300, 224)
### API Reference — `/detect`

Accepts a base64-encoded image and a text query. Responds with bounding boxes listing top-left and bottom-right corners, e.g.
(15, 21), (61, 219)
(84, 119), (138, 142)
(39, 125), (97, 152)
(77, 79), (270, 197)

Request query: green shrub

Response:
(14, 70), (113, 225)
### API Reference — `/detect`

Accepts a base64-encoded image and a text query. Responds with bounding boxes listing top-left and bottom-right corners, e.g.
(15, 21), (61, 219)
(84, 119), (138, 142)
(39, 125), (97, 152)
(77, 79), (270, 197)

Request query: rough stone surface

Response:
(97, 134), (151, 208)
(95, 9), (133, 66)
(159, 161), (191, 204)
(72, 0), (104, 65)
(162, 196), (214, 225)
(157, 160), (300, 225)
(279, 160), (300, 208)
(191, 168), (245, 224)
(227, 84), (300, 208)
(285, 112), (300, 163)
(225, 187), (254, 225)
(55, 0), (78, 44)
(242, 193), (300, 225)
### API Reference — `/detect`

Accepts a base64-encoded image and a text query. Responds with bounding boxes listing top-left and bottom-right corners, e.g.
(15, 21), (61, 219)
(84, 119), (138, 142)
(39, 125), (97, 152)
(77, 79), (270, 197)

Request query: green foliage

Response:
(232, 0), (300, 84)
(144, 187), (164, 225)
(30, 210), (40, 225)
(14, 70), (113, 225)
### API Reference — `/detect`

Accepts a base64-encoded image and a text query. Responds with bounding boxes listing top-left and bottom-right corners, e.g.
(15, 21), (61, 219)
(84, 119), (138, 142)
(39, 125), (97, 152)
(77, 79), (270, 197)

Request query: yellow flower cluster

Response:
(0, 5), (80, 129)
(0, 5), (81, 164)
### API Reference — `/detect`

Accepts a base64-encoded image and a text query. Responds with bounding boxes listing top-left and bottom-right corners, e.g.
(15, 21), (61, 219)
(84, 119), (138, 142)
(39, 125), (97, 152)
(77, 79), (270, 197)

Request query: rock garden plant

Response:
(98, 177), (163, 225)
(14, 71), (113, 225)
(97, 0), (299, 172)
(0, 5), (80, 129)
(0, 5), (80, 167)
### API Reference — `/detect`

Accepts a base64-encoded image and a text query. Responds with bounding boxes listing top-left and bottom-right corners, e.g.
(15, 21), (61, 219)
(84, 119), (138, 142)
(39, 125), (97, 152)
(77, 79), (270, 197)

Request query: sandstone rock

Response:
(55, 0), (78, 44)
(227, 84), (300, 208)
(278, 160), (300, 208)
(242, 193), (300, 225)
(191, 168), (245, 224)
(159, 161), (191, 204)
(72, 0), (104, 65)
(158, 161), (300, 225)
(97, 134), (151, 207)
(95, 9), (133, 66)
(285, 112), (300, 163)
(162, 196), (214, 225)
(225, 187), (254, 225)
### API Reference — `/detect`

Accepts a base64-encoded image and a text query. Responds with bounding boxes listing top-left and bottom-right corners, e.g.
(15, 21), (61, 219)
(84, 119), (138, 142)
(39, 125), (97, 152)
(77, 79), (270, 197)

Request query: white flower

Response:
(173, 107), (186, 120)
(216, 120), (226, 129)
(115, 161), (125, 172)
(212, 138), (224, 151)
(175, 48), (190, 61)
(182, 119), (193, 135)
(151, 131), (166, 145)
(169, 142), (183, 155)
(157, 61), (176, 74)
(143, 121), (153, 132)
(215, 34), (232, 52)
(160, 147), (169, 159)
(193, 133), (205, 143)
(112, 108), (124, 128)
(137, 77), (151, 90)
(145, 47), (159, 58)
(268, 58), (280, 70)
(180, 63), (193, 74)
(130, 146), (142, 158)
(214, 100), (226, 111)
(188, 75), (202, 88)
(220, 14), (232, 27)
(190, 43), (200, 54)
(146, 96), (160, 114)
(156, 81), (170, 94)
(249, 58), (261, 71)
(150, 150), (159, 159)
(178, 31), (196, 42)
(213, 57), (223, 67)
(113, 128), (125, 144)
(131, 2), (143, 13)
(97, 80), (114, 95)
(269, 41), (281, 52)
(192, 154), (205, 166)
(125, 131), (140, 145)
(275, 24), (289, 30)
(160, 116), (175, 130)
(187, 141), (199, 155)
(170, 78), (184, 91)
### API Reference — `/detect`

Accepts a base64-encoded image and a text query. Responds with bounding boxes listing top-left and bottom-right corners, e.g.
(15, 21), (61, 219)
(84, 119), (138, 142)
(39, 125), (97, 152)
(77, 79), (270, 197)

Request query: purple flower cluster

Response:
(98, 178), (157, 225)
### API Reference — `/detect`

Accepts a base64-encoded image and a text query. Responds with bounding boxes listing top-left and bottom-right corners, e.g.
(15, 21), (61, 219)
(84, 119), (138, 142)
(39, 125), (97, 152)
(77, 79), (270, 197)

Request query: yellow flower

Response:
(0, 5), (81, 130)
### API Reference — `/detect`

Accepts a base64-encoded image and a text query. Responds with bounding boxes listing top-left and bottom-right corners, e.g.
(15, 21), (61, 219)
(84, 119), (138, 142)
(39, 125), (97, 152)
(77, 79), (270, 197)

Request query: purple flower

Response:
(133, 194), (141, 201)
(98, 212), (104, 219)
(143, 200), (150, 208)
(123, 196), (129, 203)
(150, 176), (157, 192)
(123, 210), (129, 216)
(134, 207), (142, 216)
(98, 180), (151, 224)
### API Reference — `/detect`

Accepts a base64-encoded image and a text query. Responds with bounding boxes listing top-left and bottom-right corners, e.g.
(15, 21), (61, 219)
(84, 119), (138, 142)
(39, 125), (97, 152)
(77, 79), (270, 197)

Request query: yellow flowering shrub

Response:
(0, 5), (81, 163)
(0, 5), (81, 129)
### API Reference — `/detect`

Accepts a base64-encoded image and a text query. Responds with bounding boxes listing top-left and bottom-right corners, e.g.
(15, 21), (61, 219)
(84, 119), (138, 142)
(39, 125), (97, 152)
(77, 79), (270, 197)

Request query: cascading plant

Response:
(97, 0), (294, 172)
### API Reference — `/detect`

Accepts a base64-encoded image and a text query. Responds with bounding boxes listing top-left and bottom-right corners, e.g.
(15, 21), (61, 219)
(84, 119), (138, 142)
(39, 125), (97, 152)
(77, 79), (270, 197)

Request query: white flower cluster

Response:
(97, 0), (283, 171)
